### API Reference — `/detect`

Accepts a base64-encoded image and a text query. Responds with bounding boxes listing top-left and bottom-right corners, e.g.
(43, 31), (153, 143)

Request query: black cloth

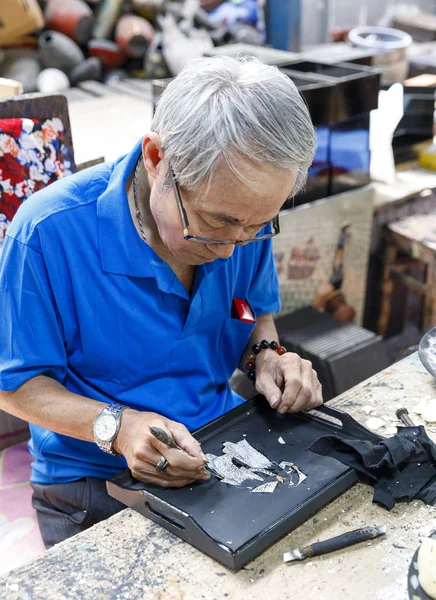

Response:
(309, 426), (436, 510)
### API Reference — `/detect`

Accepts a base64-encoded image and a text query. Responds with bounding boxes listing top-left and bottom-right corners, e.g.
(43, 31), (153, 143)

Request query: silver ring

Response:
(156, 455), (169, 471)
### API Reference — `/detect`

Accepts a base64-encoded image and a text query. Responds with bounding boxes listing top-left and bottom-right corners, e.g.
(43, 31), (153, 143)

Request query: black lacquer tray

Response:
(108, 397), (381, 569)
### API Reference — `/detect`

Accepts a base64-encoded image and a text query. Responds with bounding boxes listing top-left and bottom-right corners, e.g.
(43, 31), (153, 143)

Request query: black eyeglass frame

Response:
(169, 166), (280, 246)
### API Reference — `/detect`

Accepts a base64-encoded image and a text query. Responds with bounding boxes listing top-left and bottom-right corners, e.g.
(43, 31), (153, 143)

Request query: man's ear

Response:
(141, 133), (164, 180)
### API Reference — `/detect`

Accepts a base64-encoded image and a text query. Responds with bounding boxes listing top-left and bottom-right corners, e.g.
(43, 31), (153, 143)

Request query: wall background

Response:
(301, 0), (436, 47)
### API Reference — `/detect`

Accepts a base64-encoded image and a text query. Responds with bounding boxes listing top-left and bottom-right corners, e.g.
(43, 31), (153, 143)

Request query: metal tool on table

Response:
(396, 408), (416, 427)
(149, 426), (222, 479)
(283, 525), (386, 563)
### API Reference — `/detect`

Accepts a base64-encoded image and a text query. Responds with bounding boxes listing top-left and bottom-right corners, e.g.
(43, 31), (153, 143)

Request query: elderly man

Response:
(0, 56), (320, 548)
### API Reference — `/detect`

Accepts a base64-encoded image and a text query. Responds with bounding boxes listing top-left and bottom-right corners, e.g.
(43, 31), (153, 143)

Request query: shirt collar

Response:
(97, 138), (156, 277)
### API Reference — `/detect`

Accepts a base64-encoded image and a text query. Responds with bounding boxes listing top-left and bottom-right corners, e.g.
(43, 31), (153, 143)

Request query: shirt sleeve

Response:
(0, 235), (67, 391)
(248, 237), (281, 316)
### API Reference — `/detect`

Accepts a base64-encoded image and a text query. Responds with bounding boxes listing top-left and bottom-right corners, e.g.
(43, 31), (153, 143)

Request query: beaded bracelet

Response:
(246, 339), (287, 383)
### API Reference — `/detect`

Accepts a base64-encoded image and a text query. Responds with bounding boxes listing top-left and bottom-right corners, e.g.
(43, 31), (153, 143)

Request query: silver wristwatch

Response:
(93, 403), (126, 456)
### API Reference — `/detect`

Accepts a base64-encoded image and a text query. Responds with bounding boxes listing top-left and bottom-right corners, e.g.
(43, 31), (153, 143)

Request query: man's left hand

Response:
(254, 350), (323, 413)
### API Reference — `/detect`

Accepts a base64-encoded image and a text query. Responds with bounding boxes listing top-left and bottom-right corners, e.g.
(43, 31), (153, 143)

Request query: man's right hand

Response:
(114, 409), (210, 488)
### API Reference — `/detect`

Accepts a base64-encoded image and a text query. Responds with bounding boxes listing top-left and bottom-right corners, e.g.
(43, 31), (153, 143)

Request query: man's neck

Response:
(126, 161), (195, 281)
(127, 161), (169, 260)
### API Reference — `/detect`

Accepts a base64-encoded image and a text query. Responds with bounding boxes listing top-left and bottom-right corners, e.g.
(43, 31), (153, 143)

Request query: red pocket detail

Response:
(232, 299), (255, 323)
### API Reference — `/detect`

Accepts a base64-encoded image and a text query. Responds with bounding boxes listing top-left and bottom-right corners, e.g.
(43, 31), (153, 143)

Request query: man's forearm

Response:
(0, 375), (208, 484)
(238, 313), (279, 372)
(0, 375), (112, 443)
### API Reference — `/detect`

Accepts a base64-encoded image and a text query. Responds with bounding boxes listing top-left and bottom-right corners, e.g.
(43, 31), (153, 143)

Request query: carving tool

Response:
(149, 426), (221, 479)
(283, 525), (386, 563)
(150, 426), (182, 449)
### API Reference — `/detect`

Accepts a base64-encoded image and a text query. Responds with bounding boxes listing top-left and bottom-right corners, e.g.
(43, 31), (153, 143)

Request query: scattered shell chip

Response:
(413, 399), (434, 415)
(279, 461), (307, 486)
(278, 436), (286, 445)
(366, 417), (385, 431)
(384, 426), (398, 436)
(252, 481), (278, 493)
(410, 574), (420, 590)
(422, 403), (436, 424)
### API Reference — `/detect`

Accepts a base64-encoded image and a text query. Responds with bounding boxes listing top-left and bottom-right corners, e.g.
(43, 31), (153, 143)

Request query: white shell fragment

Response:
(278, 437), (286, 445)
(212, 455), (263, 485)
(410, 574), (420, 590)
(252, 481), (278, 493)
(384, 426), (398, 436)
(413, 399), (431, 415)
(206, 453), (217, 468)
(422, 403), (436, 424)
(222, 439), (272, 469)
(208, 438), (307, 493)
(241, 469), (264, 482)
(366, 417), (385, 431)
(254, 468), (275, 476)
(279, 461), (307, 486)
(361, 405), (374, 415)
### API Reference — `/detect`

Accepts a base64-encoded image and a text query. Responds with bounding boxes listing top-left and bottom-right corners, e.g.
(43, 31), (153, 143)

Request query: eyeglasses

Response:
(169, 165), (280, 246)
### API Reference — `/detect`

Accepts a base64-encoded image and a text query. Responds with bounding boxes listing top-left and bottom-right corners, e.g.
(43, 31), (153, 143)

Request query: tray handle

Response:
(307, 404), (383, 443)
(107, 479), (189, 531)
(107, 477), (235, 564)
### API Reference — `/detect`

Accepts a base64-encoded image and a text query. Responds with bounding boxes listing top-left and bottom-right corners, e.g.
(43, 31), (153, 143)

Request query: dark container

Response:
(108, 399), (381, 569)
(280, 61), (380, 204)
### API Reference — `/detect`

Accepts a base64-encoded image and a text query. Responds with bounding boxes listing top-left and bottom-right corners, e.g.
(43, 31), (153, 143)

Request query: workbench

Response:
(1, 352), (436, 600)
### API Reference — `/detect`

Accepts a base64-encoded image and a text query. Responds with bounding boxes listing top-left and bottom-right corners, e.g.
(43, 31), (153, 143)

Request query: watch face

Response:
(94, 413), (117, 442)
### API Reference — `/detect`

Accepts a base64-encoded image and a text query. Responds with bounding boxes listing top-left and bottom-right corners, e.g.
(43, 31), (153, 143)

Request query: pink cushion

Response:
(0, 442), (45, 575)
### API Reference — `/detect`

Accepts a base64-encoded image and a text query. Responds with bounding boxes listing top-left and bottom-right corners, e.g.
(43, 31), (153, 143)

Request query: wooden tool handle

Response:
(309, 526), (386, 558)
(149, 426), (180, 449)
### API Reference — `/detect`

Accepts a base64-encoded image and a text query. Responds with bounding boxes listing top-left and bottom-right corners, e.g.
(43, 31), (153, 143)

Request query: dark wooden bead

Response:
(246, 360), (255, 371)
(252, 343), (262, 354)
(247, 354), (255, 361)
(277, 345), (287, 355)
(260, 339), (270, 349)
(247, 371), (256, 381)
(270, 341), (279, 350)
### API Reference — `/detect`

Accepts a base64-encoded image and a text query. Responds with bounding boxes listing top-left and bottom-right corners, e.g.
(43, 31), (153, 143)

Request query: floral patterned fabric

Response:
(0, 117), (73, 247)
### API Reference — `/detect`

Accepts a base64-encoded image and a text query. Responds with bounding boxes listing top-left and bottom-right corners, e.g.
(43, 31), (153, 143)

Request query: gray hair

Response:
(151, 56), (316, 196)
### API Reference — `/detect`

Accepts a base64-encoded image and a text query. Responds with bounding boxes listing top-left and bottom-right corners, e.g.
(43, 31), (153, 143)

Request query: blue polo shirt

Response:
(0, 139), (280, 484)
